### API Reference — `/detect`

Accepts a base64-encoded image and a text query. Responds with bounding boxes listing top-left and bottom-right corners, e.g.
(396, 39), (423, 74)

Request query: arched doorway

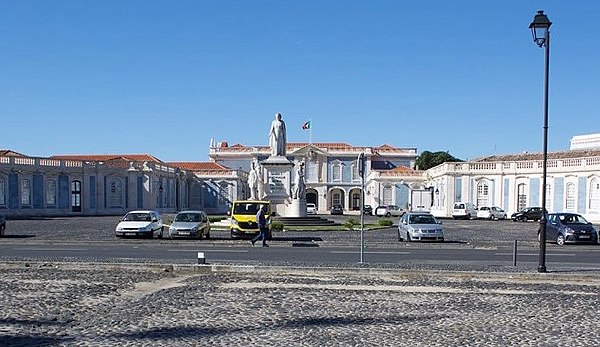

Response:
(328, 188), (345, 210)
(349, 188), (362, 211)
(306, 189), (318, 208)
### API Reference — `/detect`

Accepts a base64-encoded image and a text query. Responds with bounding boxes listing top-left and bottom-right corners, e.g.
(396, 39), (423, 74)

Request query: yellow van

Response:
(230, 200), (271, 239)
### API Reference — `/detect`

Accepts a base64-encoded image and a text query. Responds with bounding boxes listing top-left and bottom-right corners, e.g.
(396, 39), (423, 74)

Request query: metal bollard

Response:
(197, 252), (205, 264)
(512, 240), (518, 266)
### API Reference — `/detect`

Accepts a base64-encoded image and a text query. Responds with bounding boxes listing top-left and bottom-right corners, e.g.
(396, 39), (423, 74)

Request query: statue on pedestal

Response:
(269, 112), (287, 157)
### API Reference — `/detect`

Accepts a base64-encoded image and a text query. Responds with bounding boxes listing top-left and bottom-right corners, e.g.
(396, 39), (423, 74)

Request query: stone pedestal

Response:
(261, 156), (294, 216)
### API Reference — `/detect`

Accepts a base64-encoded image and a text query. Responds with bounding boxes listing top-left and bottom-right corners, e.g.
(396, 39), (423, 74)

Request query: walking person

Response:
(251, 204), (269, 247)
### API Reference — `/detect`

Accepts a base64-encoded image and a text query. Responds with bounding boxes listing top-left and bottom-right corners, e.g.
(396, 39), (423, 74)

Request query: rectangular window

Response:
(21, 178), (31, 205)
(517, 184), (527, 211)
(306, 161), (317, 182)
(0, 177), (5, 205)
(566, 183), (576, 211)
(46, 180), (57, 206)
(332, 164), (342, 182)
(352, 165), (359, 181)
(332, 192), (341, 206)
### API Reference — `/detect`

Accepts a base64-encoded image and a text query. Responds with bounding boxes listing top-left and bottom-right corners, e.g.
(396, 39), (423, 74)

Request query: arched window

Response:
(476, 181), (489, 207)
(589, 178), (600, 212)
(565, 182), (576, 211)
(0, 176), (5, 206)
(109, 178), (123, 208)
(382, 186), (392, 206)
(46, 180), (57, 206)
(517, 183), (527, 211)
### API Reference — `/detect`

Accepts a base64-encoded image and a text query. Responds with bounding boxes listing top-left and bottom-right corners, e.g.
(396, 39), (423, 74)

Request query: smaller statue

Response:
(247, 160), (259, 200)
(292, 161), (306, 200)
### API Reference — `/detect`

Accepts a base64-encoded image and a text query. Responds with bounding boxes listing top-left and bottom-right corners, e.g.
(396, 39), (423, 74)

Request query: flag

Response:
(302, 121), (311, 130)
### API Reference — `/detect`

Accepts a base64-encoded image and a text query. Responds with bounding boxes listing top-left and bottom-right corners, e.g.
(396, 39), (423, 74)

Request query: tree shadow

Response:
(0, 235), (36, 239)
(107, 313), (444, 341)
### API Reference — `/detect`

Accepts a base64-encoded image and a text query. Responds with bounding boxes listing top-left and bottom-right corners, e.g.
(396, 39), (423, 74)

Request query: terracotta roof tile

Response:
(0, 150), (27, 157)
(50, 154), (164, 163)
(168, 162), (231, 172)
(474, 149), (600, 162)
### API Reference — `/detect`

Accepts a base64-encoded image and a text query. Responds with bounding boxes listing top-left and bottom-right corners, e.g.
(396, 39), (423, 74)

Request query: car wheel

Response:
(556, 234), (566, 246)
(158, 227), (164, 239)
(205, 229), (211, 239)
(385, 212), (391, 217)
(520, 216), (527, 222)
(230, 230), (237, 239)
(406, 233), (412, 242)
(397, 231), (403, 242)
(0, 224), (4, 237)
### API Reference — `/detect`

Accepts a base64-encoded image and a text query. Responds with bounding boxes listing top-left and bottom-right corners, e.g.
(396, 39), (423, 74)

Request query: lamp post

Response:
(529, 10), (552, 273)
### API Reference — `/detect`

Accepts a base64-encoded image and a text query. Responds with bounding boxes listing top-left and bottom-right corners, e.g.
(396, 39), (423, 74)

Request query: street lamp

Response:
(529, 10), (552, 273)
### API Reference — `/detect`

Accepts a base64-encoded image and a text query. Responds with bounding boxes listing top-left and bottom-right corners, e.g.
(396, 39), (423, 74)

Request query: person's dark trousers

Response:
(251, 227), (268, 246)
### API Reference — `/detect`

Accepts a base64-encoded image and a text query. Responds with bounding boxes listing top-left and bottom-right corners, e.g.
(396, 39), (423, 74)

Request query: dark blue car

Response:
(539, 213), (598, 245)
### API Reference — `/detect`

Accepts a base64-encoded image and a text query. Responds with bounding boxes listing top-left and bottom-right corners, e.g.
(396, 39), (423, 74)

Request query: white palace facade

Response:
(2, 133), (600, 222)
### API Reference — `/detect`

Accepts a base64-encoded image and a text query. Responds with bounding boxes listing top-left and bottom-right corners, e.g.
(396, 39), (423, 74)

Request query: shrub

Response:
(378, 219), (394, 227)
(270, 222), (284, 231)
(343, 218), (360, 230)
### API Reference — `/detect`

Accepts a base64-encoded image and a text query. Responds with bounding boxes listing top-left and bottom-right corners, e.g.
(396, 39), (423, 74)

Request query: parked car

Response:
(452, 202), (477, 219)
(168, 210), (211, 239)
(115, 210), (164, 238)
(511, 207), (545, 222)
(375, 205), (404, 217)
(398, 211), (444, 242)
(0, 214), (5, 237)
(363, 205), (373, 215)
(477, 206), (507, 220)
(306, 203), (317, 215)
(539, 213), (598, 245)
(330, 204), (344, 215)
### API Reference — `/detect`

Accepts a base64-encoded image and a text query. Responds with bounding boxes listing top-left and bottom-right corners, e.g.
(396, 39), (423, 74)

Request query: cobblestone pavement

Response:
(2, 263), (600, 346)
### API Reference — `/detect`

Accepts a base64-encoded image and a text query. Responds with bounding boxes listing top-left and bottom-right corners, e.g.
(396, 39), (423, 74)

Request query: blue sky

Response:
(1, 1), (598, 162)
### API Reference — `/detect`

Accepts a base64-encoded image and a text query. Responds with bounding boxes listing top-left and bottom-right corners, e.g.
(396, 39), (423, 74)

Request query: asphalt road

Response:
(2, 215), (600, 271)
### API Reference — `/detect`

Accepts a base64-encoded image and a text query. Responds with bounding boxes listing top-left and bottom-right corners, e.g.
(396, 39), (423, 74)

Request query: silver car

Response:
(168, 211), (211, 239)
(398, 212), (444, 242)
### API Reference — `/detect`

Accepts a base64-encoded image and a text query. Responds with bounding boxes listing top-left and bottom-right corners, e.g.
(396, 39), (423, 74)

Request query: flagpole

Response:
(309, 119), (312, 144)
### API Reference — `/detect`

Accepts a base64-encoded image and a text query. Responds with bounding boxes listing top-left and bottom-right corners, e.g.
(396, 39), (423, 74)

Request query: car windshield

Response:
(175, 213), (202, 223)
(454, 204), (465, 209)
(409, 215), (436, 224)
(123, 213), (151, 222)
(233, 203), (264, 215)
(559, 214), (589, 224)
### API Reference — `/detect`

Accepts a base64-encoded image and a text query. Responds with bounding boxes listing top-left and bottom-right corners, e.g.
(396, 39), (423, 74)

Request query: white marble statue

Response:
(247, 160), (259, 200)
(257, 163), (265, 199)
(292, 161), (305, 200)
(269, 112), (287, 157)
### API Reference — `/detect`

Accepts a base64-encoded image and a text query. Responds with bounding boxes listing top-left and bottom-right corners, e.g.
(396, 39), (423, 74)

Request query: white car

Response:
(477, 206), (507, 220)
(452, 202), (477, 219)
(115, 210), (164, 238)
(168, 210), (211, 239)
(306, 203), (317, 215)
(375, 205), (405, 217)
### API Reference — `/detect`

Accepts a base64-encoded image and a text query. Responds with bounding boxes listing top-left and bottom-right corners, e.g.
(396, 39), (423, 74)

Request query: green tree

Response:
(415, 151), (462, 170)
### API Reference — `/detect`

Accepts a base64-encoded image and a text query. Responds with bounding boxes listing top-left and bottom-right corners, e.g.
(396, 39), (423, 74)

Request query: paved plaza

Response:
(2, 262), (600, 346)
